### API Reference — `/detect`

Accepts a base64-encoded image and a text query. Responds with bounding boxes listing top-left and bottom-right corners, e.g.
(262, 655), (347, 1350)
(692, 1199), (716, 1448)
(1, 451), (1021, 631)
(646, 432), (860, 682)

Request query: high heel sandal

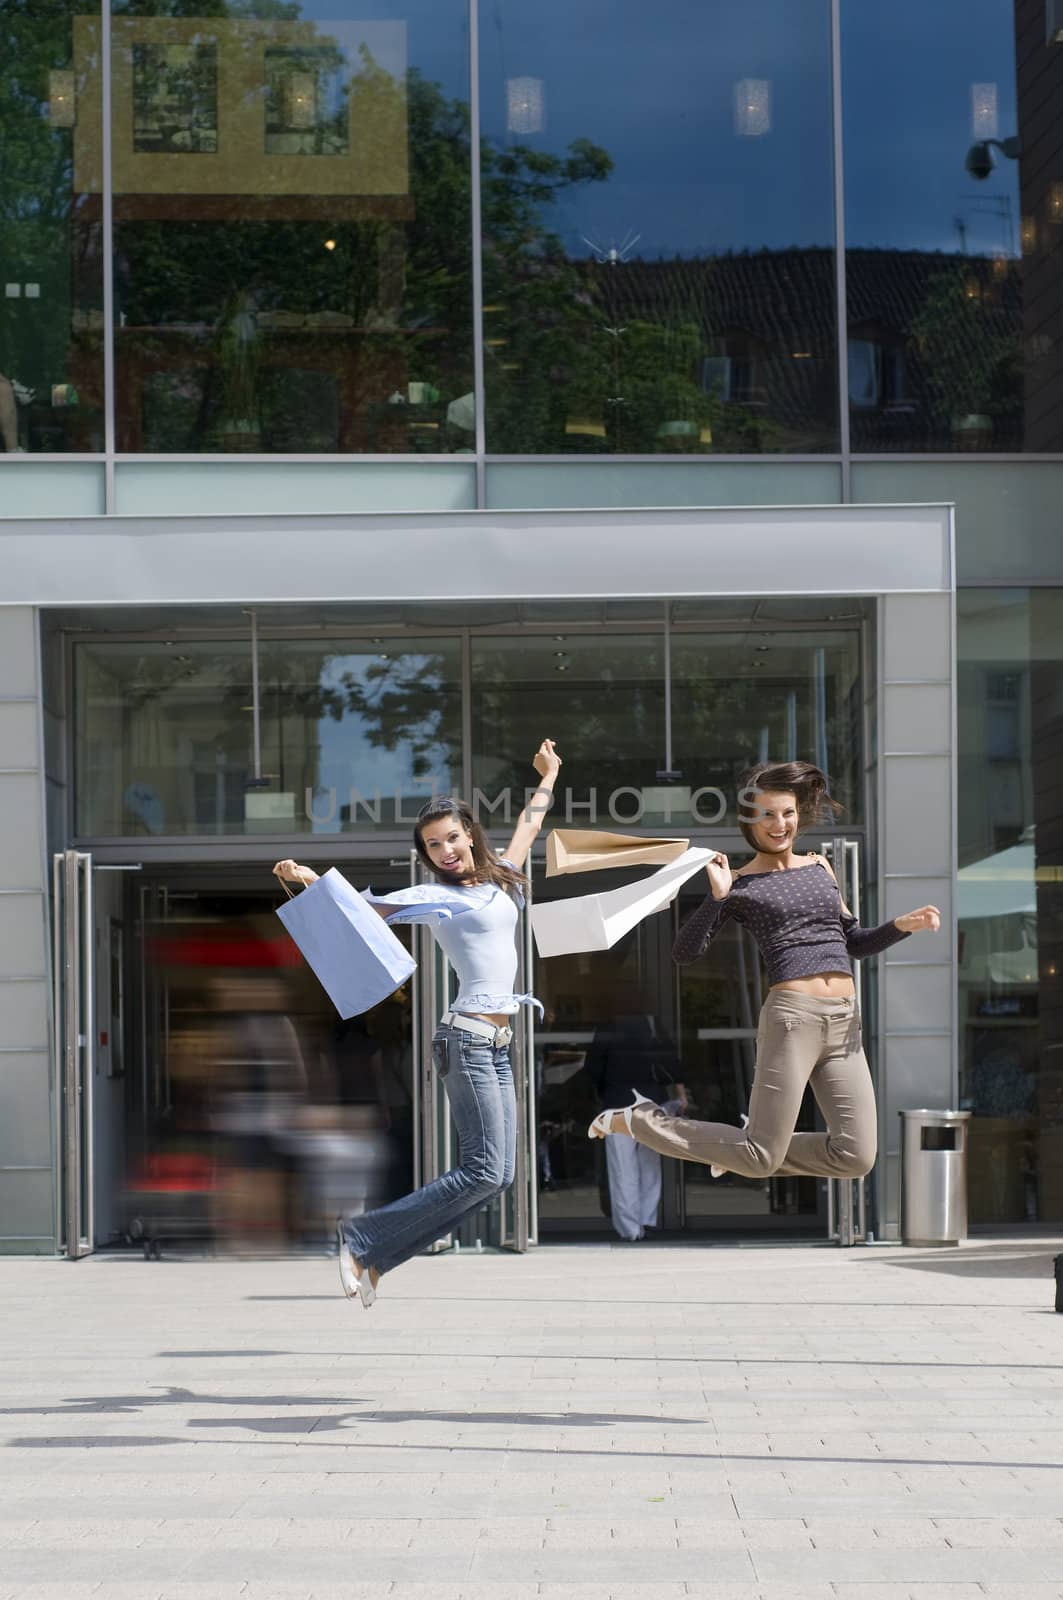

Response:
(710, 1113), (749, 1178)
(336, 1220), (377, 1309)
(588, 1091), (654, 1139)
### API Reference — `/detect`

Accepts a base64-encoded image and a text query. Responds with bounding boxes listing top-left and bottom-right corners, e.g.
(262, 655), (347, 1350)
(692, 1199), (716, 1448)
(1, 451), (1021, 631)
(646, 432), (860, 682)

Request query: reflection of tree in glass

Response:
(326, 653), (460, 784)
(0, 0), (105, 440)
(910, 265), (1021, 436)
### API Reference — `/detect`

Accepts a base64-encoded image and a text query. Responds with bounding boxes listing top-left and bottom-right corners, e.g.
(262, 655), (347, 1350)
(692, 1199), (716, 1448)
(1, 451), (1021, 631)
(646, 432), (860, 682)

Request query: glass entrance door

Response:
(52, 849), (95, 1258)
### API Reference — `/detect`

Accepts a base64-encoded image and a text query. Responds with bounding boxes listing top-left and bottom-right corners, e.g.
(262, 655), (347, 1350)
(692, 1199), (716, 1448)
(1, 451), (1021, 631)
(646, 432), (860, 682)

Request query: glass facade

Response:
(957, 588), (1063, 1222)
(73, 610), (863, 838)
(0, 0), (105, 453)
(4, 1), (1060, 461)
(108, 0), (472, 453)
(480, 0), (837, 454)
(843, 0), (1063, 453)
(76, 636), (463, 836)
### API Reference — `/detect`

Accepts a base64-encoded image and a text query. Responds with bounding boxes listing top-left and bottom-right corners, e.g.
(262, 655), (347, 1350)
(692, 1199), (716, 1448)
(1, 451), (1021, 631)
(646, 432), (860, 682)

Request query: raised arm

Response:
(502, 739), (562, 870)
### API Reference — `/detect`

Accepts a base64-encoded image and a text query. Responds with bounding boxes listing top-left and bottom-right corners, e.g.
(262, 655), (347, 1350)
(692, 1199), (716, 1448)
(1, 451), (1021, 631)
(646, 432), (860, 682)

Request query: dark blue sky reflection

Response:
(283, 1), (1021, 263)
(483, 0), (835, 258)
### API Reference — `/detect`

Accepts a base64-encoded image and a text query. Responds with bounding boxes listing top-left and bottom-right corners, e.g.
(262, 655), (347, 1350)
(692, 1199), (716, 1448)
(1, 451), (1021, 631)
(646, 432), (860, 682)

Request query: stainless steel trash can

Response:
(900, 1109), (971, 1246)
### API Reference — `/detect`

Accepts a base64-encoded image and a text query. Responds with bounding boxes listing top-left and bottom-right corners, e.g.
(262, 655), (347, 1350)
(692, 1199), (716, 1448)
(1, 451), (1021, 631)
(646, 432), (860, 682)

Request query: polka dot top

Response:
(672, 859), (910, 985)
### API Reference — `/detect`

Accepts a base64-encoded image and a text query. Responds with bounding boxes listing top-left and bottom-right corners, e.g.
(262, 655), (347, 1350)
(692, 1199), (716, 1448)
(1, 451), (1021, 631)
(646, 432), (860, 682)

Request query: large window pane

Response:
(843, 1), (1063, 453)
(75, 637), (462, 836)
(470, 624), (861, 832)
(671, 628), (864, 826)
(958, 588), (1063, 1222)
(109, 0), (472, 454)
(480, 0), (837, 455)
(0, 2), (105, 454)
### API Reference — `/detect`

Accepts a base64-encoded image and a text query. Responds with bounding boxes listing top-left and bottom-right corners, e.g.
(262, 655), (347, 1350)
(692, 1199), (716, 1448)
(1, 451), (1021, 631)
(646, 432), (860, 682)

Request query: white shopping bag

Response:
(531, 847), (712, 958)
(276, 868), (416, 1018)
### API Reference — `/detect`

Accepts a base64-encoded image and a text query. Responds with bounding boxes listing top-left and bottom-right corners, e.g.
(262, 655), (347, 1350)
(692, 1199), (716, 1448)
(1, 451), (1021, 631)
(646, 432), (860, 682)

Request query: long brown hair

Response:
(737, 761), (842, 851)
(413, 797), (528, 898)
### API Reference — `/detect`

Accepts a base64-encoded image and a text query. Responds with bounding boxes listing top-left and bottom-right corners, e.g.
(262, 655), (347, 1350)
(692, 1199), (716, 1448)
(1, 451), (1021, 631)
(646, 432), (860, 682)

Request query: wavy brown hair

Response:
(413, 797), (528, 898)
(736, 761), (842, 851)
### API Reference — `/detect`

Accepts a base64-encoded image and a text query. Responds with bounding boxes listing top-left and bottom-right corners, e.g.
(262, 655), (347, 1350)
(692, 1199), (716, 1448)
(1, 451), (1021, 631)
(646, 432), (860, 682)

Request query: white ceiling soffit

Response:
(0, 503), (953, 606)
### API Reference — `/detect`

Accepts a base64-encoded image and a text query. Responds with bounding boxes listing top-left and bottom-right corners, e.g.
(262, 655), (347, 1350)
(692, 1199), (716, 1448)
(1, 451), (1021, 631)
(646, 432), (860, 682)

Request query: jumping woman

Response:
(589, 760), (940, 1184)
(274, 738), (560, 1308)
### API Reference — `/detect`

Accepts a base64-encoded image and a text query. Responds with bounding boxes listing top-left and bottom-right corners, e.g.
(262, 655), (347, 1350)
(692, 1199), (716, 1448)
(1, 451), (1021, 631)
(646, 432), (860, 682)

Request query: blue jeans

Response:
(344, 1022), (516, 1276)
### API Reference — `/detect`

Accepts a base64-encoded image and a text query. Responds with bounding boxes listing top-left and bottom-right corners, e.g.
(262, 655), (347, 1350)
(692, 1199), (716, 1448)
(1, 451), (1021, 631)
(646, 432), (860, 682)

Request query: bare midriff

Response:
(771, 972), (855, 998)
(461, 1011), (511, 1027)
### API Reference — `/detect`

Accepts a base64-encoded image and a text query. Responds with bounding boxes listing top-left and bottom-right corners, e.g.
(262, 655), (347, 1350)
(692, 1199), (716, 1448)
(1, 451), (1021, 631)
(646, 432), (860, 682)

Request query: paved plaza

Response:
(0, 1236), (1062, 1600)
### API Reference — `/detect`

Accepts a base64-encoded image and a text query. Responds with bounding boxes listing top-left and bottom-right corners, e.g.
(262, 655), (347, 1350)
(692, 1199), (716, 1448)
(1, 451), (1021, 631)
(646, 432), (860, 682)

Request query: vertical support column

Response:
(0, 608), (55, 1251)
(101, 0), (116, 512)
(468, 0), (487, 510)
(876, 585), (958, 1238)
(829, 0), (852, 502)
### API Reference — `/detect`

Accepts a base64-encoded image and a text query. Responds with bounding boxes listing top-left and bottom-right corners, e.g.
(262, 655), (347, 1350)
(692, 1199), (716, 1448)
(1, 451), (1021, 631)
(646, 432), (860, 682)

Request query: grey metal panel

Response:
(883, 684), (951, 754)
(0, 703), (41, 768)
(0, 609), (37, 695)
(884, 876), (952, 927)
(0, 1168), (53, 1240)
(0, 504), (952, 607)
(0, 1054), (51, 1167)
(883, 756), (952, 876)
(882, 594), (952, 680)
(0, 979), (49, 1047)
(0, 607), (55, 1252)
(0, 900), (46, 978)
(876, 579), (956, 1240)
(883, 964), (955, 1033)
(883, 1035), (954, 1109)
(0, 774), (44, 876)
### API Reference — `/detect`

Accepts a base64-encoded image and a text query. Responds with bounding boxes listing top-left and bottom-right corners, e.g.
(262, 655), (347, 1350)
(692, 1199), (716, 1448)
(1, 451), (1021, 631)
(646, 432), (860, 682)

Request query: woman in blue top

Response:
(274, 738), (560, 1307)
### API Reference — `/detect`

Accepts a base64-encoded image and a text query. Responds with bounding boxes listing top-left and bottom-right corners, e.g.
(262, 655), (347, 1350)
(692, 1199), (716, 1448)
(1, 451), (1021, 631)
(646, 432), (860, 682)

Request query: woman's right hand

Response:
(705, 851), (733, 901)
(272, 859), (319, 887)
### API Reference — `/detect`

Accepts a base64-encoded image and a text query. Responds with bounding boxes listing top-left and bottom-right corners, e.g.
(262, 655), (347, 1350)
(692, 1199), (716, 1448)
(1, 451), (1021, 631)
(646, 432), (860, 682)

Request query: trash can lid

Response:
(899, 1108), (971, 1121)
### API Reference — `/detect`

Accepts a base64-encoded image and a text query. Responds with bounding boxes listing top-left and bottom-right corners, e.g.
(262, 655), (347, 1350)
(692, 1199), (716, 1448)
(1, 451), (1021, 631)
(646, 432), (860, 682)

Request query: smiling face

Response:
(417, 812), (477, 878)
(748, 789), (800, 855)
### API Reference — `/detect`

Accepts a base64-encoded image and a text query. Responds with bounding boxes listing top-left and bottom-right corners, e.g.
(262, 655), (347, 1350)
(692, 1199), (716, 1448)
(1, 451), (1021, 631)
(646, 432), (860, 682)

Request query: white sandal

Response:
(588, 1091), (654, 1139)
(710, 1113), (749, 1178)
(336, 1220), (377, 1309)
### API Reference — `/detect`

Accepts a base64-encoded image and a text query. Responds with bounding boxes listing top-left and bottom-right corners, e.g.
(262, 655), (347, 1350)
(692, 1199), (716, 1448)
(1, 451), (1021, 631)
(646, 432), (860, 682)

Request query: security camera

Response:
(965, 140), (994, 180)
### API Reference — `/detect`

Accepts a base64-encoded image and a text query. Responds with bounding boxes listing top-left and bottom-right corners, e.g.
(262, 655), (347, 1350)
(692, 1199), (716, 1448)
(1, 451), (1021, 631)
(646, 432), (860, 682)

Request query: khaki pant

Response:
(630, 990), (877, 1179)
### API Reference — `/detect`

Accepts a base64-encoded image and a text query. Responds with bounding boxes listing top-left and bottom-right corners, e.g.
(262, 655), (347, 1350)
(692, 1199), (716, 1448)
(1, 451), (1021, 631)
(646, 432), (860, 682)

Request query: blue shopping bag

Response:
(276, 868), (416, 1019)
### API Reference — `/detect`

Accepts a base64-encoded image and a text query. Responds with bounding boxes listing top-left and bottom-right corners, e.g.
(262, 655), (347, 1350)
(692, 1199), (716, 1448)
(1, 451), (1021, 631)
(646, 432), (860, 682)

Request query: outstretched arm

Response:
(814, 854), (939, 956)
(502, 739), (562, 870)
(272, 859), (398, 919)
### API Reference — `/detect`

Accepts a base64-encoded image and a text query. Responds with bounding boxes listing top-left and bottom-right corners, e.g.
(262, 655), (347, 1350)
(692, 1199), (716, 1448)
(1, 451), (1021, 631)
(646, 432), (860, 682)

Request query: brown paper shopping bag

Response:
(545, 828), (690, 877)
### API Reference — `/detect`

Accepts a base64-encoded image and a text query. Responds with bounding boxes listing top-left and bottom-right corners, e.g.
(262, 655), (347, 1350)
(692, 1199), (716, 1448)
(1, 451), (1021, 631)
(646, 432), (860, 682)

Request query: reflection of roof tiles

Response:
(575, 247), (1024, 450)
(592, 246), (1022, 337)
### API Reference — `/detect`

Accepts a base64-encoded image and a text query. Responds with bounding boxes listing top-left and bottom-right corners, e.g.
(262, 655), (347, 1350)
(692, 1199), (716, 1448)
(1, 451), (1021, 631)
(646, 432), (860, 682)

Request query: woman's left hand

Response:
(532, 738), (562, 782)
(895, 905), (941, 934)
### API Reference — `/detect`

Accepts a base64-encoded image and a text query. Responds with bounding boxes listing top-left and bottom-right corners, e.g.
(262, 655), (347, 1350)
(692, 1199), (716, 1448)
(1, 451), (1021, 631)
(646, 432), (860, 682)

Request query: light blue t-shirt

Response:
(363, 860), (538, 1016)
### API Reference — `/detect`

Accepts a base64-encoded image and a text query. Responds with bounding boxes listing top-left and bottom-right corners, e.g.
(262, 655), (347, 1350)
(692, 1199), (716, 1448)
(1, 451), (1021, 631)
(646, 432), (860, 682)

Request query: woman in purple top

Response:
(589, 761), (940, 1184)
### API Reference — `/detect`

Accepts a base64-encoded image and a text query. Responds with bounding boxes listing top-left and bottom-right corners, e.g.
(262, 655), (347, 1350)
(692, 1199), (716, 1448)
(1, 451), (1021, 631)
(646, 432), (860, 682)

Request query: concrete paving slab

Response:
(1, 1238), (1061, 1599)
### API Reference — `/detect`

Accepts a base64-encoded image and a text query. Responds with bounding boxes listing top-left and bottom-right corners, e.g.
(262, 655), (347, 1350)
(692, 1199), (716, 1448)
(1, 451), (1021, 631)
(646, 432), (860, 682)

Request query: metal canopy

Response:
(0, 502), (953, 608)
